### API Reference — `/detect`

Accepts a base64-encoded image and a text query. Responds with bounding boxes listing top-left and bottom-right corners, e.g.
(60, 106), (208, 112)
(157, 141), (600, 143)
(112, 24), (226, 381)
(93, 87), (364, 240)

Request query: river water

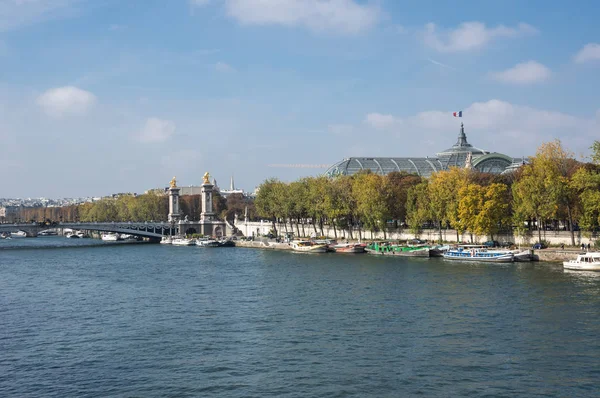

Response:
(1, 237), (599, 397)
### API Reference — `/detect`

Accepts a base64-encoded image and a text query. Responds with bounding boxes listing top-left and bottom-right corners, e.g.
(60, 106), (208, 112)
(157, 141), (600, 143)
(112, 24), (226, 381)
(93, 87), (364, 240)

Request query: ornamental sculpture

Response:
(169, 176), (177, 188)
(203, 172), (211, 185)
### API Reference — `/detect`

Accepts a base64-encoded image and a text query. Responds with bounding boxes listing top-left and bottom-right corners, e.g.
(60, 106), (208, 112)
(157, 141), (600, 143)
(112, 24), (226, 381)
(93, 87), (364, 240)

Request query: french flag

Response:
(453, 111), (463, 117)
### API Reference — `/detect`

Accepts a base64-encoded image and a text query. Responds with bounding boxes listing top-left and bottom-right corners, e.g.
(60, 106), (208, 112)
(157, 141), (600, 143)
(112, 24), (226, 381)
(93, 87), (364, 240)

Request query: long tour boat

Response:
(443, 245), (514, 263)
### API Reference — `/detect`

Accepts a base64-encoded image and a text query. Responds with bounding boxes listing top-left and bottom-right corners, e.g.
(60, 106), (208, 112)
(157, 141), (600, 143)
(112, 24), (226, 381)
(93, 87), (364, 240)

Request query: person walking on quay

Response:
(581, 243), (585, 251)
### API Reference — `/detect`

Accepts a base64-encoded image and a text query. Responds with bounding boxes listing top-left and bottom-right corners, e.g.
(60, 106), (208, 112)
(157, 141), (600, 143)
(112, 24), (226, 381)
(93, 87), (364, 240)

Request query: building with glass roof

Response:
(324, 123), (522, 178)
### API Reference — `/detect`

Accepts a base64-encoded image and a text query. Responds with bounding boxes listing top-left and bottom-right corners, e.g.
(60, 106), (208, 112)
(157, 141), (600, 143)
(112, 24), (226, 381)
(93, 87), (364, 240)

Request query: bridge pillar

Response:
(168, 177), (181, 226)
(199, 172), (226, 237)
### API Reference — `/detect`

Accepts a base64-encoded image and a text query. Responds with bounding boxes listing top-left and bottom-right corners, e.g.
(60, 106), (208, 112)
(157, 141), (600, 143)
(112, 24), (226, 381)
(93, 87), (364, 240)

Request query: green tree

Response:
(406, 181), (431, 237)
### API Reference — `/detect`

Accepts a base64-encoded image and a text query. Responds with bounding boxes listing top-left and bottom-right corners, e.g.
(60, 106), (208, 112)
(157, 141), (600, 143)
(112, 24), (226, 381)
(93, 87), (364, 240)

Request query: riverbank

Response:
(236, 239), (591, 263)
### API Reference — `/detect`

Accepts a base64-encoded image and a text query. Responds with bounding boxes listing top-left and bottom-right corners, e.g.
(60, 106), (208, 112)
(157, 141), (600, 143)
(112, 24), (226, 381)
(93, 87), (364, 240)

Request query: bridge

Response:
(0, 222), (176, 239)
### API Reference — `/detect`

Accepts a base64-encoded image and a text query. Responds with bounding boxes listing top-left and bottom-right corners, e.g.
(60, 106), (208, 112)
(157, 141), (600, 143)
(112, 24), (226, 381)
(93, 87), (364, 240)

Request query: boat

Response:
(65, 230), (85, 238)
(330, 242), (366, 253)
(563, 252), (600, 271)
(38, 230), (58, 236)
(1, 232), (11, 240)
(196, 237), (220, 247)
(290, 240), (329, 253)
(172, 237), (195, 246)
(443, 245), (514, 263)
(365, 242), (430, 257)
(429, 244), (451, 257)
(510, 249), (534, 262)
(101, 233), (120, 241)
(120, 234), (139, 241)
(160, 236), (172, 244)
(10, 231), (27, 238)
(217, 238), (236, 247)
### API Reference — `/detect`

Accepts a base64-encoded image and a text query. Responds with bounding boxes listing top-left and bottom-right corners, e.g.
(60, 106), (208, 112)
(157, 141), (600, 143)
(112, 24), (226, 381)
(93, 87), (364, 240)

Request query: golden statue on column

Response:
(203, 172), (211, 185)
(169, 176), (177, 188)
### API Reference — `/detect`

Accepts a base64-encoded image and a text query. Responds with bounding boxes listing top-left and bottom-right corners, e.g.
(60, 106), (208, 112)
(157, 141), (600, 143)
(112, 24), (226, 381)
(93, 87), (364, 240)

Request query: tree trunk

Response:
(566, 204), (575, 246)
(438, 220), (443, 243)
(536, 214), (542, 243)
(295, 218), (300, 238)
(319, 218), (324, 237)
(301, 221), (306, 237)
(271, 218), (278, 237)
(333, 223), (337, 239)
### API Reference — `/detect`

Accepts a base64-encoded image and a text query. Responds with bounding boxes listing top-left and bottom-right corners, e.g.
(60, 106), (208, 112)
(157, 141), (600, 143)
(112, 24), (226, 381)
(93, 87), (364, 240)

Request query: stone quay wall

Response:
(236, 221), (597, 247)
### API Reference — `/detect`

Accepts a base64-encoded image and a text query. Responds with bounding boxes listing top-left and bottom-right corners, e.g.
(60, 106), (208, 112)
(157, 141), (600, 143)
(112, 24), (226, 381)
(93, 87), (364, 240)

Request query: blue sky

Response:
(1, 0), (599, 198)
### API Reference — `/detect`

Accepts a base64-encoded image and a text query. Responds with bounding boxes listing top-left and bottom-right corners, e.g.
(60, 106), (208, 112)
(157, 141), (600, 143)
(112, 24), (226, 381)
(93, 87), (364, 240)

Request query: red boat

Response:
(330, 243), (366, 253)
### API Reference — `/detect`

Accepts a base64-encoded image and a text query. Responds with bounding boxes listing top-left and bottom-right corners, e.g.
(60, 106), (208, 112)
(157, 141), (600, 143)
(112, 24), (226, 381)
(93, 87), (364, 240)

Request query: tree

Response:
(512, 163), (554, 243)
(591, 140), (600, 165)
(406, 181), (430, 237)
(255, 178), (284, 237)
(570, 165), (600, 235)
(428, 168), (472, 242)
(531, 140), (581, 245)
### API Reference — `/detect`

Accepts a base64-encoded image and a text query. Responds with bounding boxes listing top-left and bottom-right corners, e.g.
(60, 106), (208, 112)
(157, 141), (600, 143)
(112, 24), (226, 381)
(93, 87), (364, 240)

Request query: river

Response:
(1, 237), (599, 397)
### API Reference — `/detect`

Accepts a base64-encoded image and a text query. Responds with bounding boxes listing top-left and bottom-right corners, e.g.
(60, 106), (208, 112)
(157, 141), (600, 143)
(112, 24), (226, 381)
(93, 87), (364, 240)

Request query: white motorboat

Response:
(196, 238), (219, 247)
(171, 237), (195, 246)
(10, 231), (27, 238)
(101, 233), (120, 241)
(563, 252), (600, 271)
(66, 230), (85, 239)
(160, 236), (173, 244)
(290, 240), (329, 253)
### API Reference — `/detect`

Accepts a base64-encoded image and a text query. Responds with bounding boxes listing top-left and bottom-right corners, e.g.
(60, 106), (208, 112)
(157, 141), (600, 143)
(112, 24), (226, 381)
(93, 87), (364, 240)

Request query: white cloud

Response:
(361, 100), (599, 157)
(574, 43), (600, 64)
(365, 113), (399, 129)
(136, 117), (176, 143)
(424, 21), (538, 52)
(489, 61), (551, 84)
(223, 0), (380, 35)
(36, 86), (96, 117)
(0, 0), (78, 32)
(215, 61), (235, 73)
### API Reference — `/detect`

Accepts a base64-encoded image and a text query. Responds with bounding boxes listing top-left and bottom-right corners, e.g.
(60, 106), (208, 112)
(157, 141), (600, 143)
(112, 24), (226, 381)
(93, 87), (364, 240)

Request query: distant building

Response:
(0, 206), (21, 223)
(324, 123), (523, 178)
(217, 175), (245, 198)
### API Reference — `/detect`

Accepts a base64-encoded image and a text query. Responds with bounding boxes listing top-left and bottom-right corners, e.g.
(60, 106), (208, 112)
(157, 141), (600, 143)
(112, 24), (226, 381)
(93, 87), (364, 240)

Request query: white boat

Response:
(101, 233), (120, 241)
(10, 231), (27, 238)
(290, 240), (329, 253)
(443, 246), (514, 263)
(66, 230), (85, 239)
(563, 252), (600, 271)
(196, 238), (219, 247)
(160, 236), (173, 244)
(171, 237), (195, 246)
